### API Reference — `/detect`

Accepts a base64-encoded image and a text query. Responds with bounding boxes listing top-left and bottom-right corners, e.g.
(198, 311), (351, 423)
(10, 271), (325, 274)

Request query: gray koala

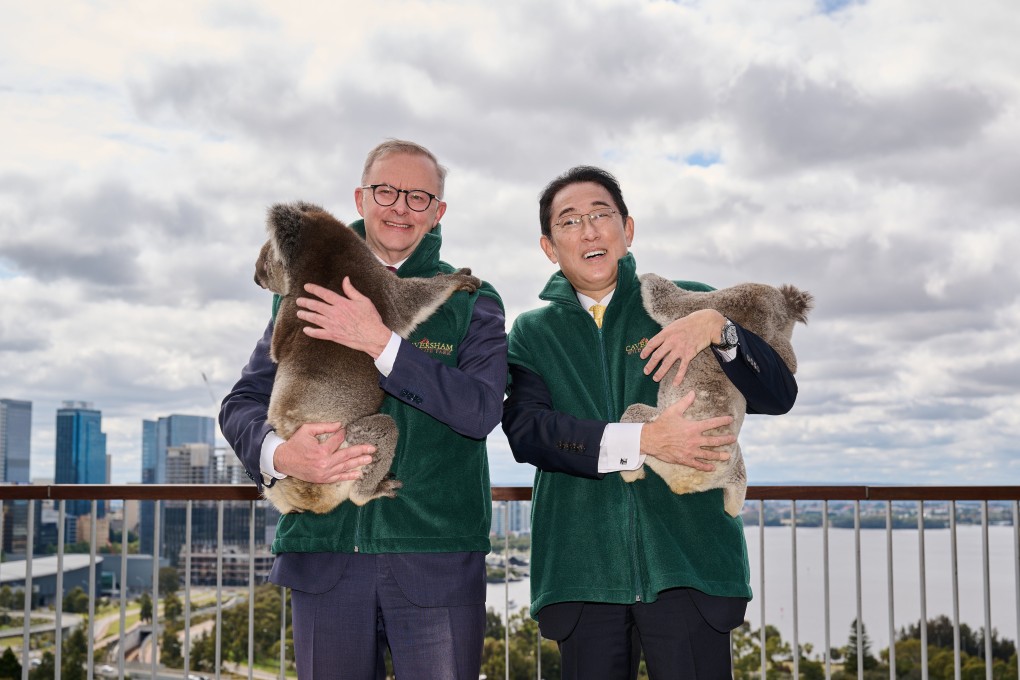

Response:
(254, 201), (481, 515)
(620, 274), (813, 517)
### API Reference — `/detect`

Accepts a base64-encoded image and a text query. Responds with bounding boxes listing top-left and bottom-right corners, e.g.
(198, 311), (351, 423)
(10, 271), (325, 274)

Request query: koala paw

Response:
(451, 267), (482, 293)
(376, 477), (403, 498)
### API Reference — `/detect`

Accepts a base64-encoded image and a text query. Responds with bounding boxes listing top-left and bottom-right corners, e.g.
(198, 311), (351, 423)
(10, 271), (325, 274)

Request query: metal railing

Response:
(1, 484), (1018, 680)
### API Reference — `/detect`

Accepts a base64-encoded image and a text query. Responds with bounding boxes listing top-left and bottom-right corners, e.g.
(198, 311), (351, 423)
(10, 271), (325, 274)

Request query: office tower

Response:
(162, 443), (266, 570)
(139, 414), (216, 556)
(0, 398), (32, 483)
(54, 401), (107, 517)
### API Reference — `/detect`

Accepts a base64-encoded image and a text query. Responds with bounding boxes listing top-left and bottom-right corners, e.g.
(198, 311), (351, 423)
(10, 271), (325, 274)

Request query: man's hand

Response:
(639, 391), (735, 472)
(274, 422), (375, 483)
(640, 308), (727, 385)
(296, 279), (392, 359)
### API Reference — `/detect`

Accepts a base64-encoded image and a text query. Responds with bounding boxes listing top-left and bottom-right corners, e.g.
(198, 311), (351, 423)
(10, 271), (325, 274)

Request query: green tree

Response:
(164, 591), (183, 622)
(161, 627), (183, 668)
(0, 647), (22, 680)
(28, 651), (55, 680)
(190, 630), (220, 673)
(844, 618), (879, 673)
(63, 586), (90, 614)
(158, 567), (180, 596)
(139, 592), (153, 624)
(61, 623), (88, 680)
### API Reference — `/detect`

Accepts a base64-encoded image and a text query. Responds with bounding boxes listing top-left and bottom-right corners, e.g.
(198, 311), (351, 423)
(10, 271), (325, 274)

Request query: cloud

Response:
(1, 0), (1019, 487)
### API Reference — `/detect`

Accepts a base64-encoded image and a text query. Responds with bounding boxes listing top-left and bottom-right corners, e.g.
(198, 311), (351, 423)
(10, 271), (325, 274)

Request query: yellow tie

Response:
(589, 304), (606, 329)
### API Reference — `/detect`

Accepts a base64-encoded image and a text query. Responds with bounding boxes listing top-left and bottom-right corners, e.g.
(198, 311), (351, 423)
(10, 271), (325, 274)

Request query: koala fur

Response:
(254, 201), (481, 514)
(620, 274), (813, 517)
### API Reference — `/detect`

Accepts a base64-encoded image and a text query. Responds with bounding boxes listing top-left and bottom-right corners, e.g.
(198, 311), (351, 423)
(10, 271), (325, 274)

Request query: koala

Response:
(620, 274), (813, 517)
(254, 201), (481, 514)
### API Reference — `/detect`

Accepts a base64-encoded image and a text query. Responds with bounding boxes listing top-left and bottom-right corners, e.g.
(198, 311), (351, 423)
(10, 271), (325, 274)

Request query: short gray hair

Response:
(361, 139), (447, 197)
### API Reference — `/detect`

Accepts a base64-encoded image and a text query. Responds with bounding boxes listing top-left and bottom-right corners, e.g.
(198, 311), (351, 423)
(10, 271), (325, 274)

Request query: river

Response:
(486, 525), (1019, 653)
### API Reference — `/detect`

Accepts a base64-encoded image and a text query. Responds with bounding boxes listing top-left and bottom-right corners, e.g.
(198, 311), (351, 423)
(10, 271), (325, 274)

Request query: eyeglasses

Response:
(553, 208), (619, 232)
(361, 184), (440, 212)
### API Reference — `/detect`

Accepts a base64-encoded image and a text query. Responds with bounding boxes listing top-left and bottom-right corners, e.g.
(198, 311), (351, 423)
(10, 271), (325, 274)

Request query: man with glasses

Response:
(221, 139), (507, 679)
(502, 166), (797, 679)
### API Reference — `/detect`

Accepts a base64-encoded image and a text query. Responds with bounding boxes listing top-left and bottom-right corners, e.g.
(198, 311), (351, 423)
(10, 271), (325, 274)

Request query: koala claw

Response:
(451, 267), (482, 293)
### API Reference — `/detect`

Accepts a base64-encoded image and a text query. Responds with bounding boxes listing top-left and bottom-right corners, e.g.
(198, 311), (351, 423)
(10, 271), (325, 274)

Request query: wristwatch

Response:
(713, 318), (738, 351)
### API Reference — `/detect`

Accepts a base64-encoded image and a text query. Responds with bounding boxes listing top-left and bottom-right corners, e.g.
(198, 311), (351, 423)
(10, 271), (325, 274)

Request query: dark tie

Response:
(386, 266), (398, 273)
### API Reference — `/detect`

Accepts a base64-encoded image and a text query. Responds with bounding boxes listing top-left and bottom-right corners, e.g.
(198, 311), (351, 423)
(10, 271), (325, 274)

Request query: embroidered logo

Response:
(415, 337), (454, 356)
(625, 338), (649, 356)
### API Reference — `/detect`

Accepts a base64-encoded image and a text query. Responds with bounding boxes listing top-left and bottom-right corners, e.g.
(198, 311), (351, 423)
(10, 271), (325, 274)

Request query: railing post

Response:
(55, 500), (65, 678)
(21, 499), (34, 680)
(823, 499), (831, 680)
(855, 500), (863, 680)
(118, 501), (128, 677)
(88, 499), (98, 680)
(759, 499), (766, 680)
(886, 500), (895, 680)
(791, 499), (800, 679)
(152, 499), (161, 679)
(950, 500), (961, 680)
(504, 500), (510, 680)
(981, 501), (992, 680)
(248, 501), (256, 680)
(185, 500), (193, 677)
(918, 500), (928, 680)
(216, 500), (224, 680)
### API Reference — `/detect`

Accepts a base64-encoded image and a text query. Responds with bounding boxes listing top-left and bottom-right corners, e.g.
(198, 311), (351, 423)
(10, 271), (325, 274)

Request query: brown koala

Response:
(254, 201), (481, 514)
(620, 274), (813, 517)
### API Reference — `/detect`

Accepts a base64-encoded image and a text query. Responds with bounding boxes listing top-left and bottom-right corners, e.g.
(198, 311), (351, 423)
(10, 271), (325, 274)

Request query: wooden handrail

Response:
(1, 484), (1019, 503)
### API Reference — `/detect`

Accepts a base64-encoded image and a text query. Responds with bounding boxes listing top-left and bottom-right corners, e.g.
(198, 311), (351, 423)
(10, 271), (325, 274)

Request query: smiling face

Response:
(355, 152), (447, 265)
(540, 181), (634, 301)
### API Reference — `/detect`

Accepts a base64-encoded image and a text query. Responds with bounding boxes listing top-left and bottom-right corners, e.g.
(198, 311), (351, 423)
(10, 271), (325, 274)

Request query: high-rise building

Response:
(54, 401), (107, 517)
(161, 443), (267, 569)
(0, 398), (32, 483)
(139, 414), (216, 556)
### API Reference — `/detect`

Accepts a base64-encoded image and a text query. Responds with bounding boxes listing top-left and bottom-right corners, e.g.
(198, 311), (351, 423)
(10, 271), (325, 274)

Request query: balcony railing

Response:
(1, 484), (1018, 680)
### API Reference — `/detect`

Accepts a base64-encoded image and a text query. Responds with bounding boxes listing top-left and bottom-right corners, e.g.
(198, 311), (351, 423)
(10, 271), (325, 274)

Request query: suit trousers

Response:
(277, 551), (486, 680)
(538, 588), (748, 680)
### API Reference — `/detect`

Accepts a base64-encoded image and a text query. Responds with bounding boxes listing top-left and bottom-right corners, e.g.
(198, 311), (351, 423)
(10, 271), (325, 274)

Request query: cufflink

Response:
(620, 458), (628, 465)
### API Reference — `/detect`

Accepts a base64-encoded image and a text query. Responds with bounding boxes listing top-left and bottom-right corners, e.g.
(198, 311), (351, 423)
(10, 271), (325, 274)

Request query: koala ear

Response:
(267, 202), (308, 267)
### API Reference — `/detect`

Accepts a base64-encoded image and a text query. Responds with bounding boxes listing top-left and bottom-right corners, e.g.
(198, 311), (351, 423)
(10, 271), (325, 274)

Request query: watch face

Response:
(725, 323), (738, 345)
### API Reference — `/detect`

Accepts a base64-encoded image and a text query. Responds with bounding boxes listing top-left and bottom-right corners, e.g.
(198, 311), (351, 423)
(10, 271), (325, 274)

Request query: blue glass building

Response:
(54, 401), (107, 517)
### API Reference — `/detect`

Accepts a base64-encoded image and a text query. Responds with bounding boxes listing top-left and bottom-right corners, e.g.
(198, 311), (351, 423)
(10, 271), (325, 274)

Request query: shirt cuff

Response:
(374, 331), (402, 377)
(260, 431), (288, 480)
(713, 346), (737, 362)
(598, 423), (646, 473)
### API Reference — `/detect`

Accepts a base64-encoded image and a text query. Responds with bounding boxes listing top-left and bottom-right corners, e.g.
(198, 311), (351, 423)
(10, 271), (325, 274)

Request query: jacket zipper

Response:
(595, 318), (643, 603)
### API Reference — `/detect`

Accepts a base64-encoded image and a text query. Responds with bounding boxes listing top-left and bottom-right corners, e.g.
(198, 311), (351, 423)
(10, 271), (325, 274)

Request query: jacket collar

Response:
(538, 252), (638, 308)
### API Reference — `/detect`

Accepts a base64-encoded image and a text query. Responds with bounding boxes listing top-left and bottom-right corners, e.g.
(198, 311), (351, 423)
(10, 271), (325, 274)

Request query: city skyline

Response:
(2, 1), (1019, 488)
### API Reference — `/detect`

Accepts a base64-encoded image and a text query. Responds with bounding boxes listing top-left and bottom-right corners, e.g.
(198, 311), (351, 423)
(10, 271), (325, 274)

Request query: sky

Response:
(1, 0), (1018, 487)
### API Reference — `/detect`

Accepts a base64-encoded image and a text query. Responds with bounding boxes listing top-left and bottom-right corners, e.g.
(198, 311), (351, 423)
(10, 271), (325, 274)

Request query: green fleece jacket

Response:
(271, 220), (500, 555)
(508, 254), (751, 616)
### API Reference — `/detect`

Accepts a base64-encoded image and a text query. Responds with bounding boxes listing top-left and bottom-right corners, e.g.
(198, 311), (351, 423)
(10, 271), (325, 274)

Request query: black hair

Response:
(538, 166), (629, 237)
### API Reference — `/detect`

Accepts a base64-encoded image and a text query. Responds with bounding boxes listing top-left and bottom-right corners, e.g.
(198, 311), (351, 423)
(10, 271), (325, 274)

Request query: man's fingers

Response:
(341, 276), (365, 300)
(639, 335), (663, 360)
(299, 421), (344, 438)
(663, 391), (697, 415)
(651, 354), (679, 382)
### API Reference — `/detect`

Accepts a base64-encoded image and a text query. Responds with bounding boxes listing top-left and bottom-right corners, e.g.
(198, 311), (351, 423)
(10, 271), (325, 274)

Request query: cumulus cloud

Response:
(1, 0), (1018, 486)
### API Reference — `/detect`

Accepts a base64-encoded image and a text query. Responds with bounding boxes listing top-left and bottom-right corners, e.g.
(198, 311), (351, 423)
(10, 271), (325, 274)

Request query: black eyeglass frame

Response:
(360, 184), (440, 212)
